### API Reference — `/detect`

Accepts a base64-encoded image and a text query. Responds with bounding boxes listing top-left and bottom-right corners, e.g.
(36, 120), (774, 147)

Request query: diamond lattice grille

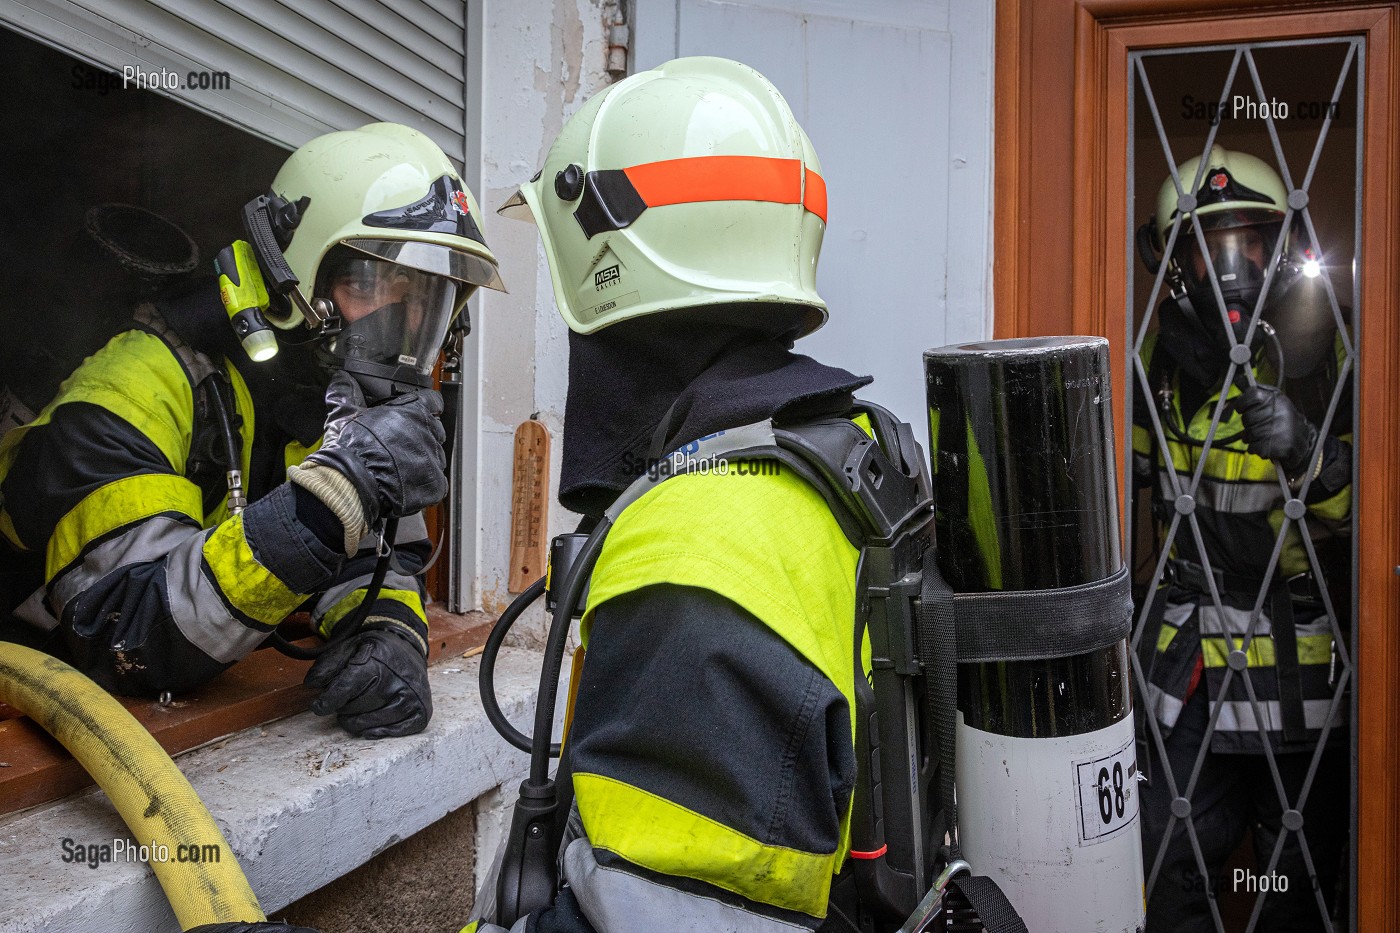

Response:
(1127, 38), (1360, 933)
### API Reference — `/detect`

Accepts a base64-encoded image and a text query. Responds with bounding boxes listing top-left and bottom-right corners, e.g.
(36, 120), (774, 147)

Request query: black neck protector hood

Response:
(558, 306), (872, 517)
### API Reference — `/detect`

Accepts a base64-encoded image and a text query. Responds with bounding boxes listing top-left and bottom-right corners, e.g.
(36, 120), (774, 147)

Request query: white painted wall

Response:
(632, 0), (996, 428)
(461, 0), (996, 608)
(461, 0), (615, 618)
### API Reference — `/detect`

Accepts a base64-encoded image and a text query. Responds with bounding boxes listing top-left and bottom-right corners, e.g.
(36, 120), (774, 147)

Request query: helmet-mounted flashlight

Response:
(215, 240), (279, 362)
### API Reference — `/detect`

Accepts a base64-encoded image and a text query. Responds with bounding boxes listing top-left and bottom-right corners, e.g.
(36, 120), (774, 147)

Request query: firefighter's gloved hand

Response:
(290, 371), (448, 553)
(1236, 384), (1318, 477)
(320, 367), (365, 448)
(305, 625), (433, 738)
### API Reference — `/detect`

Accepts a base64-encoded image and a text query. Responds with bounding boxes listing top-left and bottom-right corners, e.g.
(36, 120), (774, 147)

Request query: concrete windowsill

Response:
(0, 646), (564, 933)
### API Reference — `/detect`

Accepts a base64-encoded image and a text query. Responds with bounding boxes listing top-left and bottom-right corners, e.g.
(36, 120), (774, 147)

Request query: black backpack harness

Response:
(482, 401), (1033, 932)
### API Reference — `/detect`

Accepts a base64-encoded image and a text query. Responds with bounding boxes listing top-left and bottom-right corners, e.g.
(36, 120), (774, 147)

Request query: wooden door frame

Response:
(995, 0), (1400, 925)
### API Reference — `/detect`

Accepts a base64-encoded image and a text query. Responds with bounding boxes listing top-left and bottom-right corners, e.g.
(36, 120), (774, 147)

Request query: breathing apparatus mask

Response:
(1155, 214), (1281, 384)
(233, 207), (501, 404)
(1142, 212), (1334, 387)
(308, 242), (492, 402)
(223, 124), (504, 401)
(1136, 147), (1324, 387)
(206, 124), (506, 661)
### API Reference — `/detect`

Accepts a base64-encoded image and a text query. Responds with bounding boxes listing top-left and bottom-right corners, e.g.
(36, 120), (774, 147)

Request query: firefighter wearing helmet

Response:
(1133, 145), (1351, 930)
(0, 123), (505, 739)
(467, 56), (919, 932)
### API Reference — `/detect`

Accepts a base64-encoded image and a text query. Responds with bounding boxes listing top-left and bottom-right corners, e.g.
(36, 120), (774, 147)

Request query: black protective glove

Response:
(1235, 384), (1318, 477)
(183, 918), (317, 924)
(305, 626), (433, 738)
(304, 370), (449, 525)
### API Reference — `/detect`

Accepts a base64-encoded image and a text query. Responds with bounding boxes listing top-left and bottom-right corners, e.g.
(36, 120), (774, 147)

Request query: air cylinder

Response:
(923, 336), (1145, 932)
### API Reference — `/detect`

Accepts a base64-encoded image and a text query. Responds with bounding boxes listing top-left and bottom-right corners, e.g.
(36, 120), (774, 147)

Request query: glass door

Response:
(1127, 37), (1361, 933)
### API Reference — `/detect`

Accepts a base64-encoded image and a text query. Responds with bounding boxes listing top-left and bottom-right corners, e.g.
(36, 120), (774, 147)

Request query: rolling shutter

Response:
(0, 0), (467, 162)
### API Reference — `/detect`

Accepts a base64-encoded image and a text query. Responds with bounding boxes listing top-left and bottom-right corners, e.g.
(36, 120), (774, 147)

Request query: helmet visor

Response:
(318, 253), (460, 378)
(341, 237), (506, 294)
(496, 187), (536, 223)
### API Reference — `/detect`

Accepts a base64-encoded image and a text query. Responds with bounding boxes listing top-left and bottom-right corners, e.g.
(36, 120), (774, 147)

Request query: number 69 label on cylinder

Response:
(1074, 735), (1140, 845)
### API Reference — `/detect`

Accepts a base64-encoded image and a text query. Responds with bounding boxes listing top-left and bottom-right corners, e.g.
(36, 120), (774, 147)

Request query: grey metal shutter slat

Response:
(322, 0), (462, 77)
(147, 0), (462, 130)
(3, 0), (364, 145)
(416, 0), (463, 30)
(65, 0), (423, 129)
(207, 0), (462, 109)
(3, 0), (467, 163)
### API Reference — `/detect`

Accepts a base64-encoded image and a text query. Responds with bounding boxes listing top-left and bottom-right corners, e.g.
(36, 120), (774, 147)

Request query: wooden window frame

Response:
(994, 0), (1400, 924)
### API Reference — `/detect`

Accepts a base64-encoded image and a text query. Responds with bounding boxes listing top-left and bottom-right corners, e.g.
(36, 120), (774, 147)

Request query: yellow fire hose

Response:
(0, 642), (266, 928)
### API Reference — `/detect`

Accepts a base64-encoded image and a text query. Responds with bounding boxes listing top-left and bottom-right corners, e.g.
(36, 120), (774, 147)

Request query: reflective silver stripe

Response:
(1163, 599), (1193, 628)
(43, 513), (267, 664)
(326, 512), (429, 628)
(1196, 477), (1283, 514)
(49, 515), (198, 617)
(349, 510), (430, 553)
(312, 570), (423, 621)
(395, 511), (428, 543)
(15, 586), (58, 631)
(1195, 603), (1269, 637)
(1191, 602), (1333, 640)
(562, 836), (813, 933)
(164, 526), (274, 664)
(1145, 683), (1185, 730)
(1210, 699), (1342, 733)
(1159, 472), (1282, 515)
(471, 919), (527, 933)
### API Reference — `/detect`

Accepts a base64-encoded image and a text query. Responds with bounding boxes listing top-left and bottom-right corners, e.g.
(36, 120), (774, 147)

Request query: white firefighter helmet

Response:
(249, 122), (505, 332)
(1154, 144), (1288, 245)
(498, 56), (828, 336)
(1146, 146), (1292, 351)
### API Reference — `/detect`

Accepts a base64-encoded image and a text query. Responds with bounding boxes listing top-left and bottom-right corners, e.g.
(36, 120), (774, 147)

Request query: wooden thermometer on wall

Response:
(508, 417), (551, 593)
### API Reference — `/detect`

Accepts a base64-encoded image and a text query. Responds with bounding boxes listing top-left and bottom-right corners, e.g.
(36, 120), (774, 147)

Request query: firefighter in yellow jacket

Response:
(470, 57), (882, 932)
(1133, 146), (1350, 930)
(0, 123), (505, 738)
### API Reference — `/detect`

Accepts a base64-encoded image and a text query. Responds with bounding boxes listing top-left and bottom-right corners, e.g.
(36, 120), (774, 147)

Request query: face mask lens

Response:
(316, 253), (459, 378)
(1185, 226), (1271, 291)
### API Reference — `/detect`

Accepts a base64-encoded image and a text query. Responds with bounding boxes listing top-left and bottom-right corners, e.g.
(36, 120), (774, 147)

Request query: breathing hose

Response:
(490, 518), (612, 926)
(0, 642), (265, 929)
(269, 516), (400, 661)
(479, 576), (559, 756)
(528, 518), (611, 787)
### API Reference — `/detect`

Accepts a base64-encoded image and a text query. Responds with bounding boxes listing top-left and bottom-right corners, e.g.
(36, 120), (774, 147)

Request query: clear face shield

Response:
(1179, 222), (1275, 304)
(314, 240), (503, 397)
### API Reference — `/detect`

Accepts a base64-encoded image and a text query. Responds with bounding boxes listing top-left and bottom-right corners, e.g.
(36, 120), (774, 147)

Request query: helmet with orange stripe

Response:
(498, 56), (829, 336)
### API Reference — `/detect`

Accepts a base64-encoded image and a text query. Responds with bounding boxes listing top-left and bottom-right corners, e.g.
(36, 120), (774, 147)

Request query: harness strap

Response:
(946, 875), (1030, 933)
(917, 549), (958, 858)
(605, 410), (1033, 931)
(950, 567), (1132, 663)
(1164, 558), (1310, 742)
(133, 302), (219, 386)
(1170, 557), (1320, 603)
(1268, 582), (1309, 742)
